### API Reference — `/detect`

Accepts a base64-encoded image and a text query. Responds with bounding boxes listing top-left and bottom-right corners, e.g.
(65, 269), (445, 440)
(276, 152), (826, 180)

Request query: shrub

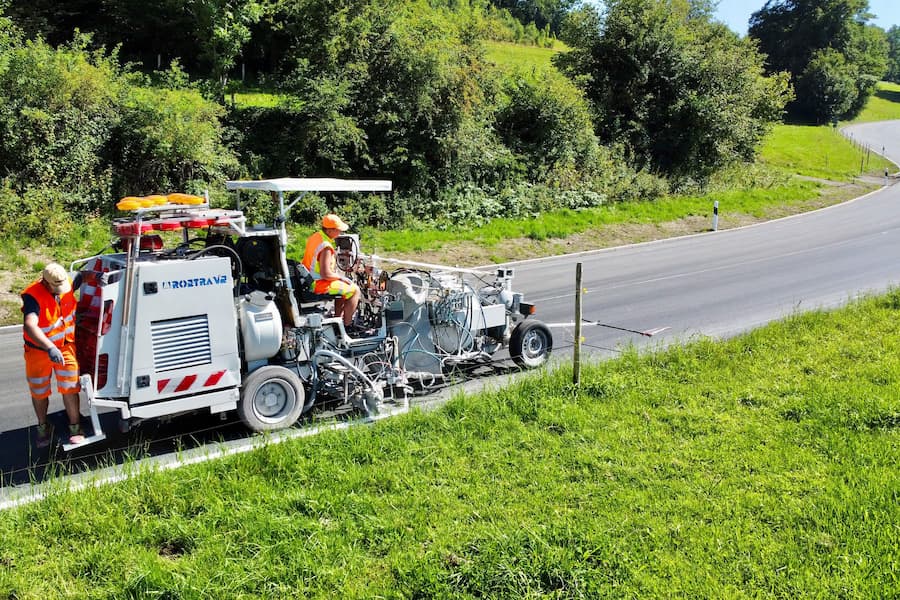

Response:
(0, 183), (84, 244)
(0, 29), (239, 223)
(0, 34), (122, 212)
(109, 86), (240, 198)
(495, 66), (601, 185)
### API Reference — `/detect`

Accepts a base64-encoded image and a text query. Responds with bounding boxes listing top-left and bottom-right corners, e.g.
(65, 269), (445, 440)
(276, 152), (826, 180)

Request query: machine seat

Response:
(289, 259), (332, 309)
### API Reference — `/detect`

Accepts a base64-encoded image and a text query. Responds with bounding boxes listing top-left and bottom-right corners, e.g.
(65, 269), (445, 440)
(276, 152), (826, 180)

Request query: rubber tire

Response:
(509, 320), (553, 369)
(238, 366), (305, 432)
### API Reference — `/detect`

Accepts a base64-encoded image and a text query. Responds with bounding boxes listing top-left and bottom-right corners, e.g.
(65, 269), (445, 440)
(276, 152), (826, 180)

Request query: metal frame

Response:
(225, 178), (393, 327)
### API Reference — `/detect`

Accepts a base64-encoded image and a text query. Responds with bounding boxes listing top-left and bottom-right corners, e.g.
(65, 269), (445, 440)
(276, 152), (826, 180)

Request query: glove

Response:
(47, 346), (65, 365)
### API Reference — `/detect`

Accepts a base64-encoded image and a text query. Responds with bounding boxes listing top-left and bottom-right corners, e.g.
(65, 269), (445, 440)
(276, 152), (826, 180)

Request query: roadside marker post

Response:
(712, 201), (719, 232)
(573, 263), (582, 387)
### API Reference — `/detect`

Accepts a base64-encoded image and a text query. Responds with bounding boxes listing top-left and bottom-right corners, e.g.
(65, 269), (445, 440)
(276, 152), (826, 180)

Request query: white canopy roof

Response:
(225, 177), (392, 193)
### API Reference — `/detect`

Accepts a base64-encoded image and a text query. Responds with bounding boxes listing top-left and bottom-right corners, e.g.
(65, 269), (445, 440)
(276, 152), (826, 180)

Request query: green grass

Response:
(2, 290), (898, 597)
(759, 124), (893, 181)
(340, 181), (817, 254)
(484, 40), (564, 71)
(230, 89), (285, 109)
(848, 81), (900, 123)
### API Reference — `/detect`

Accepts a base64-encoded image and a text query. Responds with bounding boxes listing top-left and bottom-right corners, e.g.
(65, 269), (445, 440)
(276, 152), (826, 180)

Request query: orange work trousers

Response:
(24, 344), (80, 400)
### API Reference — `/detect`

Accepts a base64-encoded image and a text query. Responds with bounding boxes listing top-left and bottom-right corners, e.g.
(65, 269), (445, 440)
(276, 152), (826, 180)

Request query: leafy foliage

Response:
(4, 0), (267, 87)
(224, 0), (612, 226)
(110, 85), (240, 197)
(495, 67), (602, 186)
(0, 0), (880, 239)
(749, 0), (888, 122)
(886, 25), (900, 83)
(556, 0), (792, 182)
(0, 26), (238, 222)
(485, 0), (576, 33)
(0, 34), (122, 212)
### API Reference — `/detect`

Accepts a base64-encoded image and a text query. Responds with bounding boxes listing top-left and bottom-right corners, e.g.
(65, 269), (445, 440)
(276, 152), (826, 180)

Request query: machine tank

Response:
(239, 290), (283, 362)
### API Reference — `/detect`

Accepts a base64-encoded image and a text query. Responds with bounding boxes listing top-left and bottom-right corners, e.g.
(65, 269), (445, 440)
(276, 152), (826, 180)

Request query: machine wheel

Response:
(238, 366), (305, 432)
(509, 320), (553, 369)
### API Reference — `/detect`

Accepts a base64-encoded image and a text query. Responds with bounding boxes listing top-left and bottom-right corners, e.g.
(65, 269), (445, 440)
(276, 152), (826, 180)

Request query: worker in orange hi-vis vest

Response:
(21, 263), (85, 448)
(301, 214), (361, 328)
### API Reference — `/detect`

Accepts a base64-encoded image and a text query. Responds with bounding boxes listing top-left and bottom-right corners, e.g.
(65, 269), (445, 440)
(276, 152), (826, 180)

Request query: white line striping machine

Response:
(67, 178), (552, 450)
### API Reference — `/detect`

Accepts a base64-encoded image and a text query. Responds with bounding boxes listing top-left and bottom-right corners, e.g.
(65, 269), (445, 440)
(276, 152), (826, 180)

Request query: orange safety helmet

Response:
(322, 214), (349, 231)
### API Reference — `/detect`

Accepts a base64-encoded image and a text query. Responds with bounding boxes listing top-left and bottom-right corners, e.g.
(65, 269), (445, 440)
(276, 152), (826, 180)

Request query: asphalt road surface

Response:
(2, 121), (899, 489)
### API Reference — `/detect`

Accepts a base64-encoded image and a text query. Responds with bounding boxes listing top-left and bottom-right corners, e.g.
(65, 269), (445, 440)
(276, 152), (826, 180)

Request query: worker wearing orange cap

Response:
(301, 214), (360, 327)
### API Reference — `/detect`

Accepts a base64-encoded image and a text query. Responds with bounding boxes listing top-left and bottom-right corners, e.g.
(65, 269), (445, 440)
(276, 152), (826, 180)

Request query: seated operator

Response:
(301, 214), (360, 327)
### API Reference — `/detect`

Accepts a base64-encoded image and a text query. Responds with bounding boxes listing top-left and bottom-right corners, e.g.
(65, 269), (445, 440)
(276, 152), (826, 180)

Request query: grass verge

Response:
(353, 180), (824, 257)
(760, 124), (892, 181)
(1, 290), (898, 597)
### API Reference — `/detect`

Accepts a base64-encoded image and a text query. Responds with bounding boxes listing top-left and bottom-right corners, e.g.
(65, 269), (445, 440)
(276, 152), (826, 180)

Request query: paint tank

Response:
(239, 291), (283, 361)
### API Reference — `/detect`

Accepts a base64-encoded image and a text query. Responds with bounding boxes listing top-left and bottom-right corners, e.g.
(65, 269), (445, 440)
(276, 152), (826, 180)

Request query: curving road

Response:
(2, 121), (899, 488)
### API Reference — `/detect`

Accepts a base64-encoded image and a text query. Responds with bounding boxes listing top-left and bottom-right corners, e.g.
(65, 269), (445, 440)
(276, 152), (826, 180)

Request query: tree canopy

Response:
(556, 0), (792, 183)
(749, 0), (888, 122)
(885, 25), (900, 82)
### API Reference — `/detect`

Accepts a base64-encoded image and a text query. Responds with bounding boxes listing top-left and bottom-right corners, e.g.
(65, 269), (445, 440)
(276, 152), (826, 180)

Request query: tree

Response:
(5, 0), (265, 91)
(487, 0), (576, 33)
(795, 49), (858, 122)
(180, 0), (265, 94)
(555, 0), (792, 182)
(885, 25), (900, 83)
(749, 0), (887, 122)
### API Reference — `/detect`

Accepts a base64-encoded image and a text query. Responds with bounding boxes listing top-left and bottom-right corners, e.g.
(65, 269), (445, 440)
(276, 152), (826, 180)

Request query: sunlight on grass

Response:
(850, 81), (900, 123)
(759, 124), (893, 181)
(1, 290), (896, 597)
(231, 90), (284, 108)
(354, 181), (819, 254)
(484, 40), (564, 71)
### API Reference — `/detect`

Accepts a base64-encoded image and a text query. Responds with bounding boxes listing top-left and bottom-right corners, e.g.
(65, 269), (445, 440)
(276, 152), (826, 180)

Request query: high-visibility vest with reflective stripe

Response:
(301, 230), (335, 284)
(22, 279), (76, 349)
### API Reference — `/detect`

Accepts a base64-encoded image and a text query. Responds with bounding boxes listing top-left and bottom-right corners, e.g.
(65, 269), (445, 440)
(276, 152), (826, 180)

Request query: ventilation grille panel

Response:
(151, 315), (211, 371)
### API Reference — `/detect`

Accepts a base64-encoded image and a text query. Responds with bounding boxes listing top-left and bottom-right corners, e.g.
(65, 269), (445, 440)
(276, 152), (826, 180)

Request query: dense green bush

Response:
(276, 0), (511, 194)
(0, 34), (121, 212)
(557, 0), (791, 183)
(0, 182), (90, 244)
(750, 0), (887, 123)
(110, 85), (240, 197)
(495, 67), (601, 185)
(228, 0), (624, 228)
(0, 0), (735, 240)
(0, 24), (239, 225)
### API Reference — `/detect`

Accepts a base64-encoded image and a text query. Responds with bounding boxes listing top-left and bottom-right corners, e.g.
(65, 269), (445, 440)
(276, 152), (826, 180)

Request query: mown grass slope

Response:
(760, 124), (892, 181)
(2, 290), (897, 597)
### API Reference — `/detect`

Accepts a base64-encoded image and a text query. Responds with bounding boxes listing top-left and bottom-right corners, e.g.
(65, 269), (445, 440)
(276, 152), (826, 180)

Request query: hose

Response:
(307, 349), (383, 414)
(186, 245), (244, 295)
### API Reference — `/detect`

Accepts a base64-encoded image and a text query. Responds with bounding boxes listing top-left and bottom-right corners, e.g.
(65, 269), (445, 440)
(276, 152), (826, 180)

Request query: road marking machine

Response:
(67, 178), (552, 450)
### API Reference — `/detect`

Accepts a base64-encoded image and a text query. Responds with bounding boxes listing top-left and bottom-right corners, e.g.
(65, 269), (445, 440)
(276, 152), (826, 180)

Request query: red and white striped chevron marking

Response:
(79, 258), (109, 312)
(157, 370), (227, 394)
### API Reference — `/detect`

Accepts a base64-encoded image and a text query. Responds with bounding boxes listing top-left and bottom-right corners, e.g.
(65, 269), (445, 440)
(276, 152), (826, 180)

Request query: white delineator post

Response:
(712, 201), (719, 232)
(574, 263), (582, 386)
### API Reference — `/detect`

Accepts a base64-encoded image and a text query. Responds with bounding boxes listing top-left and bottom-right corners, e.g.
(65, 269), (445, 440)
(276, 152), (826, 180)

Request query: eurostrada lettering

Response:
(162, 275), (229, 290)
